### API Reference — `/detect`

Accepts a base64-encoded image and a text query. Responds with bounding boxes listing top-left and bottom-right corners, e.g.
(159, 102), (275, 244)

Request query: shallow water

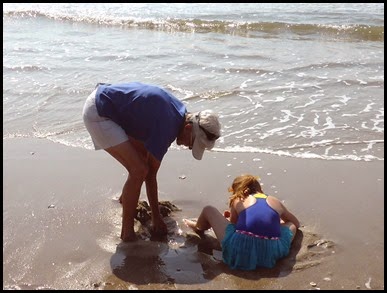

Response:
(3, 3), (384, 161)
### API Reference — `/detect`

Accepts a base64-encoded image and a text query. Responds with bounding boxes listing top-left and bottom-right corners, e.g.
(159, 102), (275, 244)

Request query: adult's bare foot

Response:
(121, 230), (137, 242)
(151, 219), (168, 236)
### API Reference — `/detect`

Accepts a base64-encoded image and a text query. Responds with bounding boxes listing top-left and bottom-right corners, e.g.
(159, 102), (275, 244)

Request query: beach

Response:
(3, 3), (384, 290)
(3, 137), (384, 290)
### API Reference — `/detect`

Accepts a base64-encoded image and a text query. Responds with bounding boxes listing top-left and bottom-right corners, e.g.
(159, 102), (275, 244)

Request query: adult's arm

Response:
(145, 153), (161, 218)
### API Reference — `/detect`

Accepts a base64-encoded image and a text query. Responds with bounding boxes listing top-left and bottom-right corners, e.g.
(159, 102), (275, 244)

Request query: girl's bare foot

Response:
(183, 219), (204, 235)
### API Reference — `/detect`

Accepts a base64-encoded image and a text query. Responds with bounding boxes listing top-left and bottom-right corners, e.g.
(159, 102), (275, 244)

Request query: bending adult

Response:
(83, 82), (221, 242)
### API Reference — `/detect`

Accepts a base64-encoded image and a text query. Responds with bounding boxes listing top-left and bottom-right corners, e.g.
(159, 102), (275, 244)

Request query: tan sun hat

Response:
(191, 110), (221, 160)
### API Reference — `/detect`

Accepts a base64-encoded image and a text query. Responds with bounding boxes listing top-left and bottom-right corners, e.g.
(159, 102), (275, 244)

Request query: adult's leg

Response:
(114, 141), (147, 204)
(105, 140), (148, 242)
(184, 205), (230, 243)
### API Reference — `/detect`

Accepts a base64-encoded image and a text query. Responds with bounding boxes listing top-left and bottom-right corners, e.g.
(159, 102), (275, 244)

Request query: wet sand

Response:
(3, 138), (384, 290)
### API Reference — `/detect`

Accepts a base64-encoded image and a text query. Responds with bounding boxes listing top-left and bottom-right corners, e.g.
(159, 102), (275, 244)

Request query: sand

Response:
(3, 137), (384, 290)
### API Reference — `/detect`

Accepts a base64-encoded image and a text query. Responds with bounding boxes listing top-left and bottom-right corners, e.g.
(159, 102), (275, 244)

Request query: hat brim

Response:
(191, 115), (216, 160)
(192, 136), (206, 160)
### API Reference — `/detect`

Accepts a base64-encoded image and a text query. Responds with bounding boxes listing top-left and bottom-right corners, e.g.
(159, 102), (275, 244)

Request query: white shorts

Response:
(82, 88), (129, 150)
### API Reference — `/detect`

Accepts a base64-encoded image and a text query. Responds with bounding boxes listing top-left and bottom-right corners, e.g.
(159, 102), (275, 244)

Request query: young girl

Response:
(184, 174), (300, 270)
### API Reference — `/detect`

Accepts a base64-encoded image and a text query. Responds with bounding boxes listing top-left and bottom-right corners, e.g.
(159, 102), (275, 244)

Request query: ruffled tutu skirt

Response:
(221, 223), (293, 270)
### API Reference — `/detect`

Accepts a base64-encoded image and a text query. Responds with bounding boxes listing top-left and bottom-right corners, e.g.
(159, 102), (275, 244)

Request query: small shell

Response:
(365, 277), (372, 289)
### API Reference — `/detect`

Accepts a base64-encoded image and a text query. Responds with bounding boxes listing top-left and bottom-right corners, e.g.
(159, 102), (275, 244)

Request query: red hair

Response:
(228, 174), (263, 207)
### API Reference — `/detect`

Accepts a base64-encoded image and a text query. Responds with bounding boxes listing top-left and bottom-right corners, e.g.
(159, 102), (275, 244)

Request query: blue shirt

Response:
(95, 82), (186, 162)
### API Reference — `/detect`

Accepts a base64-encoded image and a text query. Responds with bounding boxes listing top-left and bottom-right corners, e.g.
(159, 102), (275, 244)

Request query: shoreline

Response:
(3, 137), (384, 290)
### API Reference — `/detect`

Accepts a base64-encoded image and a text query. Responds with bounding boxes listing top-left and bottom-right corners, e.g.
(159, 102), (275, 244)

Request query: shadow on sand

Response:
(109, 202), (334, 287)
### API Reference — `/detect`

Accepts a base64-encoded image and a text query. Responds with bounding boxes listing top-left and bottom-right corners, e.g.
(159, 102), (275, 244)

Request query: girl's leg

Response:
(184, 205), (230, 243)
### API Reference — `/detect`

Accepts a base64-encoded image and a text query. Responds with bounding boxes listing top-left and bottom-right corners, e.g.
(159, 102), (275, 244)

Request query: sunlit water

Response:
(3, 3), (384, 161)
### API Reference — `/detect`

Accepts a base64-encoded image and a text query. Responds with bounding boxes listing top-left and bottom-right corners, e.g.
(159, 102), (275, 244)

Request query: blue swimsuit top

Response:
(234, 193), (281, 238)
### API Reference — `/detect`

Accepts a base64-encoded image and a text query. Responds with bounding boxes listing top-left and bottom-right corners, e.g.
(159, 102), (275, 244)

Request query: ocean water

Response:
(3, 3), (384, 161)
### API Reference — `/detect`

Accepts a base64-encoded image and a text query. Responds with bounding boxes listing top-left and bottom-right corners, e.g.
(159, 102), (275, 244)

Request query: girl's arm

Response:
(229, 200), (240, 224)
(267, 195), (300, 228)
(280, 204), (300, 228)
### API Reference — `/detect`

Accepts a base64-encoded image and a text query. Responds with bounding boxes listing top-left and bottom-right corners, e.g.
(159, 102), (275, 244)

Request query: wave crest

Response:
(4, 10), (384, 42)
